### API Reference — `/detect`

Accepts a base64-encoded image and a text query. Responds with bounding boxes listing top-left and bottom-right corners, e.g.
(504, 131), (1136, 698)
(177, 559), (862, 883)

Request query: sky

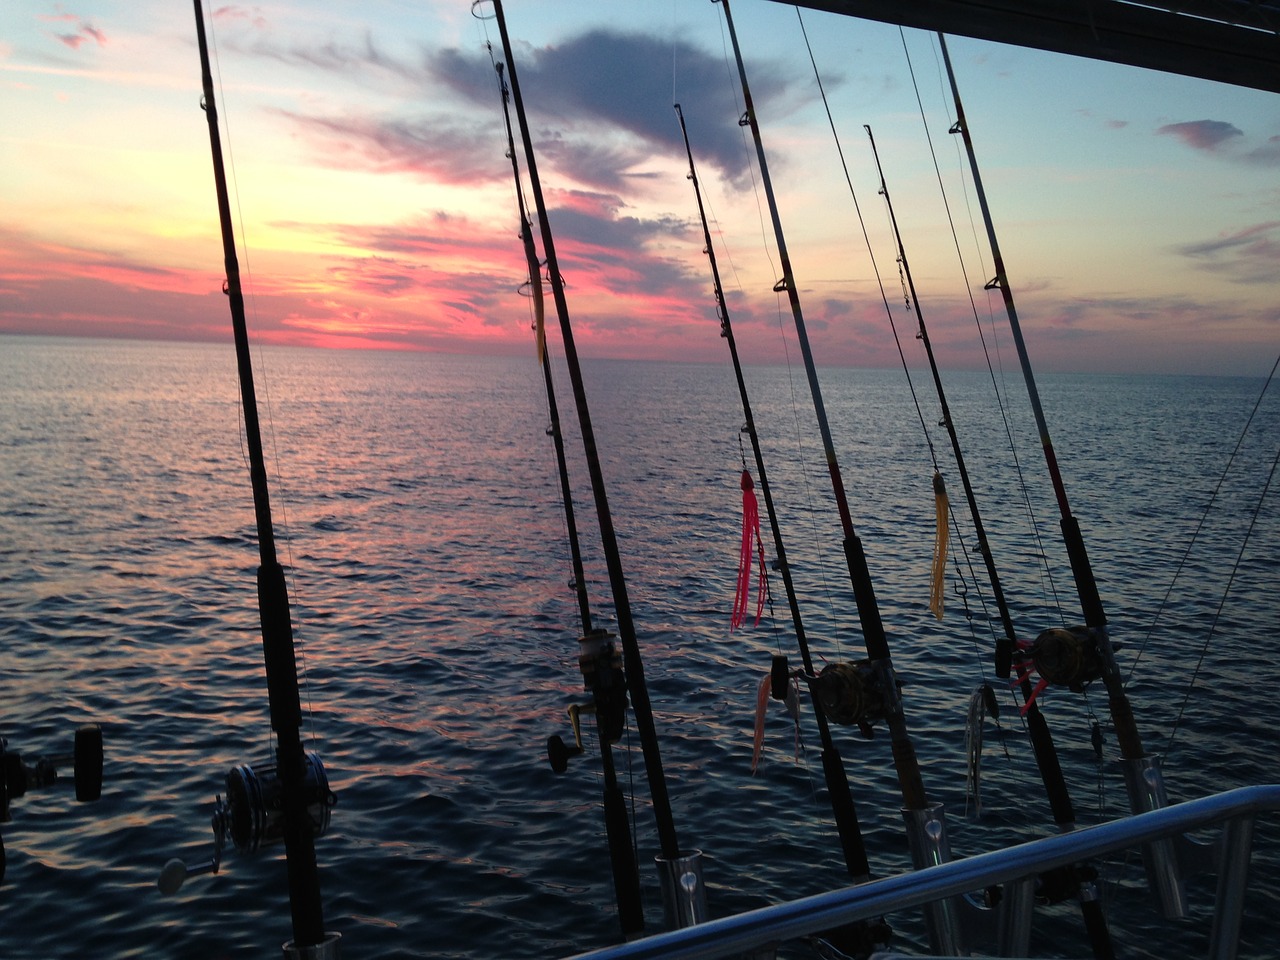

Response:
(1, 1), (1277, 375)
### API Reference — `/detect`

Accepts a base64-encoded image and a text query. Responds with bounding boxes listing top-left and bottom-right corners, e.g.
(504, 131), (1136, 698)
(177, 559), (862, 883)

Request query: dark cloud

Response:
(236, 26), (796, 191)
(1157, 119), (1243, 151)
(429, 30), (794, 185)
(546, 207), (691, 284)
(1156, 120), (1280, 167)
(525, 133), (655, 192)
(273, 110), (506, 185)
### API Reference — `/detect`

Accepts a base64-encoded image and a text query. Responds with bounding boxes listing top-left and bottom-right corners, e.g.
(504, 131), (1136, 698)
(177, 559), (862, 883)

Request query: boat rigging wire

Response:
(1127, 352), (1279, 682)
(1156, 354), (1280, 756)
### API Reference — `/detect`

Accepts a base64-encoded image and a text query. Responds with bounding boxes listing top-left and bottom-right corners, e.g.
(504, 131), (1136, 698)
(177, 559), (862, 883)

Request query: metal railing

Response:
(561, 785), (1280, 960)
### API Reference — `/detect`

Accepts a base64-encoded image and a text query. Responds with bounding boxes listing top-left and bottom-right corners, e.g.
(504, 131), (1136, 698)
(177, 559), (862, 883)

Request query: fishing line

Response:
(482, 31), (588, 636)
(670, 0), (678, 112)
(206, 3), (315, 744)
(672, 92), (824, 801)
(874, 43), (1113, 875)
(887, 38), (1035, 715)
(793, 11), (933, 458)
(719, 1), (945, 854)
(1127, 352), (1280, 683)
(908, 33), (1067, 627)
(711, 3), (844, 660)
(901, 29), (1066, 631)
(676, 96), (875, 885)
(794, 10), (1005, 699)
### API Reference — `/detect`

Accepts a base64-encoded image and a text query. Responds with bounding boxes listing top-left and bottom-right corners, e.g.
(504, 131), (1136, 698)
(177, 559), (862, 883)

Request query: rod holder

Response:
(1209, 814), (1255, 957)
(903, 803), (963, 955)
(656, 849), (707, 930)
(282, 931), (342, 959)
(996, 875), (1036, 956)
(1120, 756), (1187, 918)
(1, 725), (103, 821)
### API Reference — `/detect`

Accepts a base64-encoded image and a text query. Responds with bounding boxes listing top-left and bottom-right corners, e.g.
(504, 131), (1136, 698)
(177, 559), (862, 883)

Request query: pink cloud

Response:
(213, 5), (269, 30)
(51, 21), (107, 50)
(1157, 119), (1243, 151)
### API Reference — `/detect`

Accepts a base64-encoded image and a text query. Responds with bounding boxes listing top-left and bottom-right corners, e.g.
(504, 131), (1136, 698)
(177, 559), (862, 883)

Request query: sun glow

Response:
(0, 1), (1276, 375)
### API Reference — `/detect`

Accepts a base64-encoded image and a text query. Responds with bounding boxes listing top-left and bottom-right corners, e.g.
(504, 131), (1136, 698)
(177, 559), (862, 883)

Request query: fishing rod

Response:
(673, 101), (872, 878)
(492, 56), (645, 940)
(866, 125), (1113, 958)
(181, 3), (338, 954)
(936, 33), (1186, 917)
(714, 1), (958, 949)
(675, 102), (893, 955)
(484, 0), (704, 928)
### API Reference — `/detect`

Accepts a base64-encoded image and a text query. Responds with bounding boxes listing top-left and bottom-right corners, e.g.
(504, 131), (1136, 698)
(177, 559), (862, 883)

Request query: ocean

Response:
(1, 334), (1276, 959)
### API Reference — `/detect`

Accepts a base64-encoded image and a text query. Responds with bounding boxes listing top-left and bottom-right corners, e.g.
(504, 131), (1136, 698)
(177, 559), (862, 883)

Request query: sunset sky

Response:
(2, 1), (1277, 374)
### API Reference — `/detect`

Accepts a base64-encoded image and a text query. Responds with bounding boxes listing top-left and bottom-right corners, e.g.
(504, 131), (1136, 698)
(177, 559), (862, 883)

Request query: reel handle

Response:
(158, 855), (220, 895)
(546, 735), (582, 773)
(546, 703), (590, 773)
(159, 798), (228, 895)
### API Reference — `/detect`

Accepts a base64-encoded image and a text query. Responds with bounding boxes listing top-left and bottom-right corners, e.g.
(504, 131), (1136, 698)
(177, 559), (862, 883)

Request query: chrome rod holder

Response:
(1121, 756), (1187, 918)
(656, 849), (708, 930)
(903, 803), (963, 955)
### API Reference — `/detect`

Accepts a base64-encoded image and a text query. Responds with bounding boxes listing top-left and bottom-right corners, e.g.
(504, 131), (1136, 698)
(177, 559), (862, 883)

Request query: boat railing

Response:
(560, 785), (1280, 960)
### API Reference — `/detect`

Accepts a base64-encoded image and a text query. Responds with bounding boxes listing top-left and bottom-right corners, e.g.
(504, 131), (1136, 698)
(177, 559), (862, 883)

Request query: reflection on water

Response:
(0, 336), (1276, 958)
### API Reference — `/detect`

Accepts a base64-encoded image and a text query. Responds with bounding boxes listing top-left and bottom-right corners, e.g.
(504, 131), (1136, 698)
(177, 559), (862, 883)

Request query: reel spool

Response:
(814, 660), (887, 734)
(769, 655), (891, 736)
(218, 752), (335, 854)
(1028, 626), (1104, 691)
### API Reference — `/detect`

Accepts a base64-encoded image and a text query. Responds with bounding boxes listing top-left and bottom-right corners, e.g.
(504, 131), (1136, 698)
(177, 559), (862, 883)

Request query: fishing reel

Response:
(1, 725), (104, 887)
(1, 724), (103, 818)
(1021, 626), (1106, 691)
(158, 751), (335, 895)
(546, 628), (628, 773)
(771, 655), (894, 737)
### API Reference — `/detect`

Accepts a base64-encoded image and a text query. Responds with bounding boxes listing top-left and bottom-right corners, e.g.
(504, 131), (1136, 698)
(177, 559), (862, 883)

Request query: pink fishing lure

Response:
(731, 469), (766, 630)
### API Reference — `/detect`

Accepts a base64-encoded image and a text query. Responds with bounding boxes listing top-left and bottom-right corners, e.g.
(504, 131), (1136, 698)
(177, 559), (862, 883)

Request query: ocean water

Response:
(0, 334), (1277, 959)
